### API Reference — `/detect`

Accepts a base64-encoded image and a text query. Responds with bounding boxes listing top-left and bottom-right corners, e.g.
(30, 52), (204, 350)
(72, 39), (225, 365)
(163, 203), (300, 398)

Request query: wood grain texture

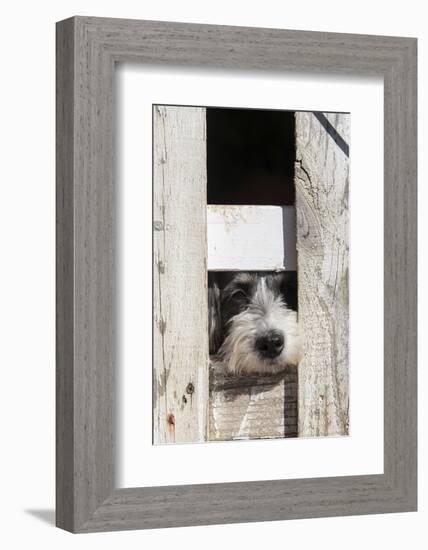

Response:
(153, 106), (209, 444)
(56, 18), (75, 532)
(57, 16), (116, 532)
(209, 366), (297, 441)
(207, 205), (296, 271)
(56, 16), (417, 532)
(295, 112), (349, 437)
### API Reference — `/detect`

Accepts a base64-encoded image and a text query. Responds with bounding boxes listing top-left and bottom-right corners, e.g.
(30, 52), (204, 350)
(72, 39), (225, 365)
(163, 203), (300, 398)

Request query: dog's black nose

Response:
(255, 331), (284, 359)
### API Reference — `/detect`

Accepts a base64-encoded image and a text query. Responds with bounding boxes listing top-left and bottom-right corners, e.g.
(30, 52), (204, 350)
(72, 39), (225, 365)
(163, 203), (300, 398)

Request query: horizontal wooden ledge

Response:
(209, 363), (298, 441)
(207, 205), (297, 271)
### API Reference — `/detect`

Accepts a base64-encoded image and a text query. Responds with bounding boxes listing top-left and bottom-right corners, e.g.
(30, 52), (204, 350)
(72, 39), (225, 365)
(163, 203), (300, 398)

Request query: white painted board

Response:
(207, 205), (296, 271)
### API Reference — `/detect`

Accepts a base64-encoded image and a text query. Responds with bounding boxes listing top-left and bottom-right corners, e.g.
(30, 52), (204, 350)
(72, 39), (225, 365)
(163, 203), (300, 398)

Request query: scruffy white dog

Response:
(208, 272), (302, 374)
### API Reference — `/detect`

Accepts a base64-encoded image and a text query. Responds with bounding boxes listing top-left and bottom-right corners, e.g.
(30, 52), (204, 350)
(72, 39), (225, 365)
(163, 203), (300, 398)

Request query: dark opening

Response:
(207, 107), (295, 205)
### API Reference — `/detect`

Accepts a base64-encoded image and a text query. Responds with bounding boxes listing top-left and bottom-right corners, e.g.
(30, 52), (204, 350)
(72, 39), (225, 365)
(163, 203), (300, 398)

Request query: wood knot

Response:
(167, 413), (175, 428)
(158, 318), (167, 335)
(157, 260), (165, 274)
(186, 382), (195, 395)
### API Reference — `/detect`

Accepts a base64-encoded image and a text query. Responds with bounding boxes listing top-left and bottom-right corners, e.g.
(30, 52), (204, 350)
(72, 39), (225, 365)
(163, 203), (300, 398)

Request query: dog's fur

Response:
(208, 271), (302, 374)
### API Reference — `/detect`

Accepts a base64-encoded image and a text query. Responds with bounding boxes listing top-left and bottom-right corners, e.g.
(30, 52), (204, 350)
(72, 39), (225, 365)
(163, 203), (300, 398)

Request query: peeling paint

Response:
(208, 205), (247, 232)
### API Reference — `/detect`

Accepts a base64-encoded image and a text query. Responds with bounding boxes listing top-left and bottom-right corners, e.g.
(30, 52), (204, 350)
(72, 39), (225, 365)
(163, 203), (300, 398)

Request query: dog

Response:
(208, 271), (302, 375)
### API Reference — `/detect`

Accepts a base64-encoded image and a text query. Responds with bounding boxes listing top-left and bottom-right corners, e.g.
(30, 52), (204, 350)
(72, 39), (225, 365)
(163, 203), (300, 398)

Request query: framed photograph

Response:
(56, 16), (417, 532)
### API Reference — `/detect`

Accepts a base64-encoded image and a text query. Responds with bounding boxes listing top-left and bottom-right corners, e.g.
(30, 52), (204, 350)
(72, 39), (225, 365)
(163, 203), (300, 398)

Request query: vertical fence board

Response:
(153, 105), (209, 444)
(295, 112), (350, 437)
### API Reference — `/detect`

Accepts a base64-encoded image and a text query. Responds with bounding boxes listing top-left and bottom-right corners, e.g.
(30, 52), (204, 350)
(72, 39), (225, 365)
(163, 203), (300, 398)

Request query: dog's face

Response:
(209, 272), (301, 374)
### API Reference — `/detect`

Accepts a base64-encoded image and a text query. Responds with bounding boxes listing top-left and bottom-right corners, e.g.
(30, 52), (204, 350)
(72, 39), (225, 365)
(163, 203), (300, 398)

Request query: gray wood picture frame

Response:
(56, 16), (417, 533)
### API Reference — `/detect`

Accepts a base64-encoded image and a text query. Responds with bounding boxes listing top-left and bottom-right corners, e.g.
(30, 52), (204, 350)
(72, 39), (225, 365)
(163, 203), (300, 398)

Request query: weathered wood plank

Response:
(295, 112), (349, 437)
(209, 364), (298, 441)
(207, 205), (296, 271)
(153, 105), (209, 444)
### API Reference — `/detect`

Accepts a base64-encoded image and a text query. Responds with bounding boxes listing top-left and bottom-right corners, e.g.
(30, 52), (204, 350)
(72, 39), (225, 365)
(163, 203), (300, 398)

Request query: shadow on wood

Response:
(209, 363), (298, 441)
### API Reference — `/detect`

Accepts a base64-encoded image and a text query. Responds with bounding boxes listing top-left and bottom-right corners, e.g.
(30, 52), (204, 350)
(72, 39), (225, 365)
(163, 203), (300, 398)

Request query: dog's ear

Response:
(279, 271), (298, 311)
(208, 273), (223, 355)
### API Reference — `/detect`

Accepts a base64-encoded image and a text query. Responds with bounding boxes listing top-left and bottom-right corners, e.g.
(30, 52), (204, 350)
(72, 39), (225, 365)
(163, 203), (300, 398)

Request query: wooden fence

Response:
(153, 105), (349, 444)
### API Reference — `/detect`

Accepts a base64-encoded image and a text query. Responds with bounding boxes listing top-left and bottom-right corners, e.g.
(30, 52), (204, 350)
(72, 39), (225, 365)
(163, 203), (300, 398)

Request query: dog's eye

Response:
(230, 289), (247, 301)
